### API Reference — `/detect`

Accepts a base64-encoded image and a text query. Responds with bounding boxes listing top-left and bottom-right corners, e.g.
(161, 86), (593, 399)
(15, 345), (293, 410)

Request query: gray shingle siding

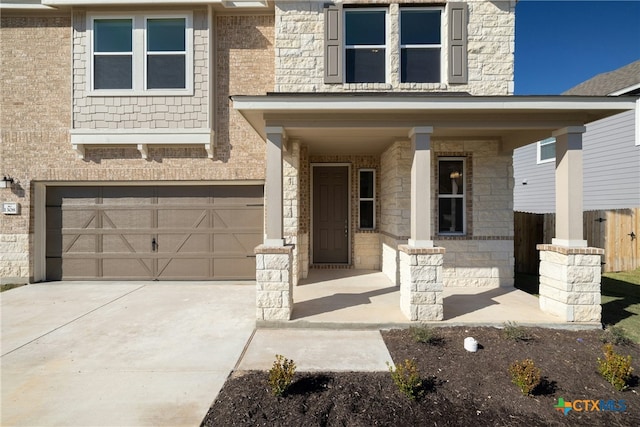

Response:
(513, 143), (556, 213)
(583, 109), (639, 210)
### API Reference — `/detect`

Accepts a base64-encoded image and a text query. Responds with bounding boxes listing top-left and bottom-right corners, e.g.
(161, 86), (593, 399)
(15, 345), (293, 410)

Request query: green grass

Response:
(601, 268), (640, 343)
(516, 268), (640, 343)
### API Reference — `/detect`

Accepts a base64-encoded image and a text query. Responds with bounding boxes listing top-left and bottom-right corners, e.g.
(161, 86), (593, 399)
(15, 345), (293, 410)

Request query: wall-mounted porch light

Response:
(0, 176), (15, 189)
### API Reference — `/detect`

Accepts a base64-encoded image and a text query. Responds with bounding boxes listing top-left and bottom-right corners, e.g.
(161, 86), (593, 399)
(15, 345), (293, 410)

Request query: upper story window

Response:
(537, 137), (556, 164)
(324, 3), (467, 86)
(345, 9), (386, 83)
(88, 13), (193, 95)
(400, 8), (442, 83)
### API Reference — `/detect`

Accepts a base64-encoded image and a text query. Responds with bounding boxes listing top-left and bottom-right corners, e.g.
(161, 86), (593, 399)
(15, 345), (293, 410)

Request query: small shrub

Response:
(508, 359), (542, 396)
(601, 325), (632, 346)
(502, 321), (532, 342)
(268, 354), (296, 396)
(410, 325), (443, 345)
(597, 344), (633, 391)
(388, 359), (423, 400)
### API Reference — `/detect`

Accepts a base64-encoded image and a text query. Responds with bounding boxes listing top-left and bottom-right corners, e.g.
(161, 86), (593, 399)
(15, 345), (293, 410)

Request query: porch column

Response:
(408, 126), (434, 248)
(552, 126), (587, 248)
(265, 126), (286, 246)
(256, 126), (293, 322)
(399, 127), (444, 321)
(538, 126), (602, 323)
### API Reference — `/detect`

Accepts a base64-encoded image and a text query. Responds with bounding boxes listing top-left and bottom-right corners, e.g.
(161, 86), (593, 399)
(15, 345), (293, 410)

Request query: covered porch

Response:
(277, 269), (567, 328)
(233, 94), (636, 324)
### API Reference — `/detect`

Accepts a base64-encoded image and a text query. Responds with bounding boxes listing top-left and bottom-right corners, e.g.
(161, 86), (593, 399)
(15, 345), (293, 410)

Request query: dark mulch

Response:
(201, 327), (640, 426)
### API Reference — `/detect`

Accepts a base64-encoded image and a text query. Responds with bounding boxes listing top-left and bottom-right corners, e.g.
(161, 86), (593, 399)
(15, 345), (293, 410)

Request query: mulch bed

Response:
(201, 326), (640, 426)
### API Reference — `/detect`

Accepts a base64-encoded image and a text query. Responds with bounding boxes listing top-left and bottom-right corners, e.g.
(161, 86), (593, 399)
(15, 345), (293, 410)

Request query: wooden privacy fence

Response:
(515, 208), (639, 274)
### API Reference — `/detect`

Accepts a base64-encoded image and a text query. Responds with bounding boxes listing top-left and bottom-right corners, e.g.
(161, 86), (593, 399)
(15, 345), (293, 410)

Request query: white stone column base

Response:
(255, 245), (293, 321)
(399, 245), (445, 321)
(537, 244), (603, 322)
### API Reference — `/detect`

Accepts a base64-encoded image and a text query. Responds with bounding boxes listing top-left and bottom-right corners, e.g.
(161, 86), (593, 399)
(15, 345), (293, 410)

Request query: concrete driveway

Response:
(1, 282), (256, 427)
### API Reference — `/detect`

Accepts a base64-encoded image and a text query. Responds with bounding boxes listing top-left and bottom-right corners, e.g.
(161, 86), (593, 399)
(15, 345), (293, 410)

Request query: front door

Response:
(313, 166), (349, 263)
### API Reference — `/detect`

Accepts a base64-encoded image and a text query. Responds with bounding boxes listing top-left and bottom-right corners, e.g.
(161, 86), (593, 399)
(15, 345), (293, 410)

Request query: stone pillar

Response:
(265, 126), (286, 247)
(255, 245), (293, 321)
(408, 127), (434, 248)
(398, 245), (445, 321)
(537, 244), (603, 322)
(552, 126), (587, 247)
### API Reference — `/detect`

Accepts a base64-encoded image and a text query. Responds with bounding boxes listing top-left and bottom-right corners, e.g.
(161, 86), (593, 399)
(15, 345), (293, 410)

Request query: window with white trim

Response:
(400, 7), (442, 83)
(345, 8), (386, 83)
(537, 137), (556, 164)
(438, 158), (465, 234)
(359, 169), (375, 229)
(89, 13), (192, 94)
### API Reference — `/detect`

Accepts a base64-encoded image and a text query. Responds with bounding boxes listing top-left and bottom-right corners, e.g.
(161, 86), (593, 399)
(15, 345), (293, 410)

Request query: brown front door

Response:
(313, 166), (349, 263)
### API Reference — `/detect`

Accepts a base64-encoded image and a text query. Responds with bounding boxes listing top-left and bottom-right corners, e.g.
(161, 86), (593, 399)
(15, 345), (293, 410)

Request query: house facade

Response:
(1, 1), (636, 323)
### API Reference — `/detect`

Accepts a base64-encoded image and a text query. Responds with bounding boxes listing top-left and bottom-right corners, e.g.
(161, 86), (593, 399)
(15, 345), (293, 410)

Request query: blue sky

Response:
(515, 0), (640, 94)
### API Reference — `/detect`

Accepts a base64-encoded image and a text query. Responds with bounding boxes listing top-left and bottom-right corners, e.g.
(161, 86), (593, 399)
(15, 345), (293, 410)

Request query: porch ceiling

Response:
(231, 94), (637, 155)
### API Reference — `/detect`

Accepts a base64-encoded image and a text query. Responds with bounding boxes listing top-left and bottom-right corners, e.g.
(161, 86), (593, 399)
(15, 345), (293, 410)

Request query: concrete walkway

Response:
(1, 282), (256, 427)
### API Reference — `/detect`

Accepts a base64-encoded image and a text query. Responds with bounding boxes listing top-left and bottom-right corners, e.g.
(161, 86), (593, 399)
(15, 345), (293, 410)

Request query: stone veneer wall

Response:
(0, 12), (274, 283)
(379, 138), (514, 287)
(275, 0), (515, 95)
(379, 140), (411, 283)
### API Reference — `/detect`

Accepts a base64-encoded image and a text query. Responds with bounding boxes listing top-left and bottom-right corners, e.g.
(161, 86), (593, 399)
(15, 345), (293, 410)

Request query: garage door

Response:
(46, 185), (263, 280)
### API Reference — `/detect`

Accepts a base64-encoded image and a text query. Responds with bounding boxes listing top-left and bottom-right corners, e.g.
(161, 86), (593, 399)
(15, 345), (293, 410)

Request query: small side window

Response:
(359, 169), (375, 229)
(438, 158), (465, 235)
(537, 137), (556, 164)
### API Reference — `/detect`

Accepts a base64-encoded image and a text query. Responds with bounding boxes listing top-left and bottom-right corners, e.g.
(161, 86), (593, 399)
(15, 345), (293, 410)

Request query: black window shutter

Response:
(324, 4), (343, 84)
(448, 2), (468, 84)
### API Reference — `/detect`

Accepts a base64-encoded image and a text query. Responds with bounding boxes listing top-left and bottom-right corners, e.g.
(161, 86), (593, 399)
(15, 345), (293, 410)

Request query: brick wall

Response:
(0, 12), (275, 282)
(275, 0), (515, 94)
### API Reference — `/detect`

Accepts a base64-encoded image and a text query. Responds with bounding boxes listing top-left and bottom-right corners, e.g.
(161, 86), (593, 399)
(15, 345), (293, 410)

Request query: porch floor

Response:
(285, 269), (574, 329)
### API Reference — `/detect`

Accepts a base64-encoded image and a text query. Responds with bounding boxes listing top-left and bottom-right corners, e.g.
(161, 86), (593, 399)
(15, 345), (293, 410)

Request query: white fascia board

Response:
(70, 128), (212, 144)
(231, 96), (638, 113)
(43, 0), (268, 7)
(0, 2), (57, 10)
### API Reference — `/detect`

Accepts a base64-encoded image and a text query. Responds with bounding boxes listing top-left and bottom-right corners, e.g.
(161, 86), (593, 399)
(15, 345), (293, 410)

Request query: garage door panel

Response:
(63, 235), (97, 253)
(102, 258), (153, 278)
(102, 234), (151, 254)
(58, 210), (97, 229)
(102, 210), (152, 229)
(61, 258), (99, 278)
(213, 209), (262, 229)
(157, 258), (210, 279)
(157, 234), (210, 253)
(157, 210), (208, 229)
(46, 185), (263, 281)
